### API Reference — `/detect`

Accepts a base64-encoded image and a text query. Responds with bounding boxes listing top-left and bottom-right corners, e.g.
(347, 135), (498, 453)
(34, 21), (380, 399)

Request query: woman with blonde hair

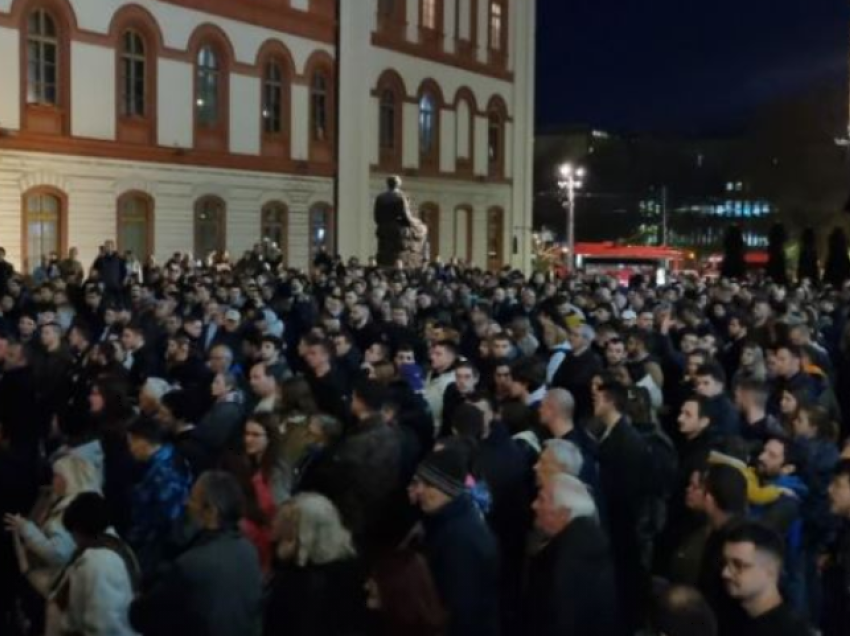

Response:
(3, 454), (101, 631)
(264, 493), (365, 636)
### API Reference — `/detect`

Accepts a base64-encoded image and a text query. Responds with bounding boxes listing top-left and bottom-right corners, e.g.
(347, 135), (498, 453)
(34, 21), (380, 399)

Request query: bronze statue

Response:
(374, 176), (427, 268)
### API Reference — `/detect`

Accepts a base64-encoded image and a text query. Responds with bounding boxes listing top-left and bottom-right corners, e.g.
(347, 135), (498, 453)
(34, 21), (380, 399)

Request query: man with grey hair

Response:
(534, 439), (585, 484)
(130, 471), (263, 636)
(539, 388), (598, 488)
(524, 473), (622, 635)
(552, 323), (603, 421)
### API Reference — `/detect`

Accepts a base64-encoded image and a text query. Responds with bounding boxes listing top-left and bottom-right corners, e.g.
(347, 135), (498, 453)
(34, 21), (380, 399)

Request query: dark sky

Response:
(536, 0), (850, 133)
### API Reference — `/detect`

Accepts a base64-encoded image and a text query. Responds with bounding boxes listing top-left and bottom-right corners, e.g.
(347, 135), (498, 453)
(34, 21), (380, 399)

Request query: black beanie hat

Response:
(416, 440), (469, 498)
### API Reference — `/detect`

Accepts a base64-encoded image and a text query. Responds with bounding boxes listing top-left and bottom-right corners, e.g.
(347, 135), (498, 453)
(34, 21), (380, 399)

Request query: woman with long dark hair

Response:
(278, 377), (318, 468)
(89, 378), (135, 534)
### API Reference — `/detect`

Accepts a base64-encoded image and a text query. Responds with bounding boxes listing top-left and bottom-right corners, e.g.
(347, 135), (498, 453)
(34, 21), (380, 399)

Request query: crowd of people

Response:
(1, 237), (850, 636)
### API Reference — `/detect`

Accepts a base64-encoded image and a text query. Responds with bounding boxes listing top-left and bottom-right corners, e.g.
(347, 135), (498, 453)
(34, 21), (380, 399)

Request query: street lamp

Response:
(558, 163), (586, 272)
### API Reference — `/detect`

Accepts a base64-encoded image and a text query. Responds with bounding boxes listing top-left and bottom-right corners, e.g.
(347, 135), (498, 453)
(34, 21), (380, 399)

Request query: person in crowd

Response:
(424, 340), (459, 437)
(593, 380), (653, 629)
(196, 371), (245, 456)
(264, 493), (365, 636)
(125, 417), (191, 575)
(130, 471), (263, 636)
(646, 584), (718, 636)
(410, 441), (500, 636)
(441, 360), (479, 437)
(249, 362), (279, 414)
(52, 492), (140, 636)
(365, 548), (447, 636)
(539, 387), (599, 488)
(525, 473), (622, 636)
(721, 521), (812, 635)
(694, 362), (742, 437)
(553, 323), (603, 421)
(823, 459), (850, 636)
(4, 453), (101, 634)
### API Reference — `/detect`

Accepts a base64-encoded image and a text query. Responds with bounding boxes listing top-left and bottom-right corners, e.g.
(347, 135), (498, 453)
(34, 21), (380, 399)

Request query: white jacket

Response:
(424, 369), (456, 438)
(60, 548), (139, 636)
(18, 498), (76, 595)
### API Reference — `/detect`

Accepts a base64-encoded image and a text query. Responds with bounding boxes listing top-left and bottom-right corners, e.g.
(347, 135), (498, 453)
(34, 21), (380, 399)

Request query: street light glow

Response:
(559, 163), (573, 178)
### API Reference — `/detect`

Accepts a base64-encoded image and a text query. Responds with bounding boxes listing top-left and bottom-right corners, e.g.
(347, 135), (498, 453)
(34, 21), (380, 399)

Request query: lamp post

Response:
(558, 163), (586, 273)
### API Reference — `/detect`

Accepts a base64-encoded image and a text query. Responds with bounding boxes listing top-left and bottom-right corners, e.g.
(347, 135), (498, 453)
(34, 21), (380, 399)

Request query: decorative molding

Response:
(18, 169), (71, 194)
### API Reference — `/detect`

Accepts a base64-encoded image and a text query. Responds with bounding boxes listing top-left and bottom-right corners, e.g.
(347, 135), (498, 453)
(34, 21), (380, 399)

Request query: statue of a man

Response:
(374, 176), (427, 267)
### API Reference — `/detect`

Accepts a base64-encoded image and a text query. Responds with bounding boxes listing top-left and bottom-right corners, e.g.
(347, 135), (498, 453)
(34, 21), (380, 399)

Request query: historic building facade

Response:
(0, 0), (535, 272)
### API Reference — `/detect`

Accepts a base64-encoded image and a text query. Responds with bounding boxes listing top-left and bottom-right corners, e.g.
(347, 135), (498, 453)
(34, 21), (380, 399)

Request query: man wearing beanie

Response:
(411, 440), (500, 636)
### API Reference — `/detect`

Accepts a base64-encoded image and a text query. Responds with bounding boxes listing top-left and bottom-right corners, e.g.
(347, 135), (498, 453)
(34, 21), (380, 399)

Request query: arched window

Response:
(261, 202), (288, 259)
(120, 30), (146, 117)
(488, 0), (507, 65)
(379, 90), (396, 151)
(194, 197), (226, 258)
(308, 203), (335, 262)
(421, 0), (438, 30)
(23, 189), (65, 273)
(489, 0), (504, 50)
(420, 203), (441, 261)
(419, 92), (438, 166)
(488, 112), (503, 177)
(486, 206), (504, 270)
(311, 71), (329, 142)
(454, 90), (476, 174)
(117, 193), (153, 258)
(26, 9), (59, 105)
(263, 59), (284, 135)
(196, 45), (220, 126)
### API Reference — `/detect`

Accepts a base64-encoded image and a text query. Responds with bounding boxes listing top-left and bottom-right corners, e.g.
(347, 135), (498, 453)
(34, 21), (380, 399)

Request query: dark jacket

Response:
(196, 397), (245, 456)
(263, 558), (366, 636)
(308, 418), (403, 550)
(421, 494), (500, 636)
(704, 393), (742, 438)
(130, 529), (263, 636)
(822, 522), (850, 636)
(596, 418), (652, 628)
(552, 347), (603, 421)
(128, 344), (163, 390)
(524, 516), (623, 636)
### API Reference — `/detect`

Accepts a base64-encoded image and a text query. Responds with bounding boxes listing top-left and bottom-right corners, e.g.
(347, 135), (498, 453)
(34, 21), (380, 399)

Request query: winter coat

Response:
(195, 396), (245, 456)
(130, 529), (263, 636)
(421, 494), (500, 636)
(308, 418), (403, 551)
(57, 543), (140, 636)
(524, 516), (623, 636)
(126, 444), (191, 575)
(552, 347), (603, 421)
(17, 495), (78, 595)
(703, 393), (741, 438)
(263, 558), (366, 636)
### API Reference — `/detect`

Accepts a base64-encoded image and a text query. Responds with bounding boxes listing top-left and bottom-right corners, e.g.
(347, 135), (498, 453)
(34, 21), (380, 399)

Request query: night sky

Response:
(535, 0), (850, 133)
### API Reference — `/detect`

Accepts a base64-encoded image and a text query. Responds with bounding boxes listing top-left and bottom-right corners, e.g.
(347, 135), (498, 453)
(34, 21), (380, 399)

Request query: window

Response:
(24, 191), (64, 273)
(487, 206), (504, 270)
(120, 30), (146, 117)
(117, 193), (153, 258)
(194, 197), (226, 258)
(419, 93), (436, 158)
(196, 45), (220, 126)
(261, 203), (288, 255)
(263, 60), (284, 135)
(311, 71), (329, 142)
(379, 89), (396, 150)
(489, 1), (503, 50)
(27, 9), (59, 105)
(421, 0), (437, 29)
(488, 112), (503, 176)
(378, 0), (395, 18)
(309, 204), (335, 262)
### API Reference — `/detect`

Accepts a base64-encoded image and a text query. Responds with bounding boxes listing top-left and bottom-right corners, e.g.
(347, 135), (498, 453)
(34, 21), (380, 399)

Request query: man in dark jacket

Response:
(525, 473), (623, 636)
(122, 324), (163, 390)
(694, 362), (742, 437)
(823, 460), (850, 636)
(552, 323), (603, 421)
(91, 240), (127, 297)
(593, 381), (652, 631)
(374, 175), (414, 267)
(130, 471), (263, 636)
(412, 442), (500, 636)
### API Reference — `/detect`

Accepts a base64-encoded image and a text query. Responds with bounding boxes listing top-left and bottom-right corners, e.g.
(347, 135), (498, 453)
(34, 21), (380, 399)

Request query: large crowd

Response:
(1, 238), (850, 636)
